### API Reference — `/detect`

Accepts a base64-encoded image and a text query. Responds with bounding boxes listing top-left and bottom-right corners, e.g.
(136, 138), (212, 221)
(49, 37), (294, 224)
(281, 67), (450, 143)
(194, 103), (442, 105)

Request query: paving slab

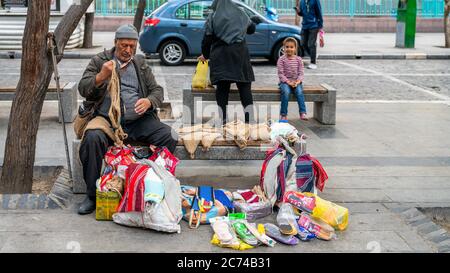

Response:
(333, 203), (389, 214)
(325, 176), (450, 190)
(386, 190), (450, 203)
(319, 189), (391, 203)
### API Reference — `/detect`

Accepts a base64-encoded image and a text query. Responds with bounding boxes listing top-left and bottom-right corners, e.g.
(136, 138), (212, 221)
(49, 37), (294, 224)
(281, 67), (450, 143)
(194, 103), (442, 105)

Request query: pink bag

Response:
(319, 29), (325, 48)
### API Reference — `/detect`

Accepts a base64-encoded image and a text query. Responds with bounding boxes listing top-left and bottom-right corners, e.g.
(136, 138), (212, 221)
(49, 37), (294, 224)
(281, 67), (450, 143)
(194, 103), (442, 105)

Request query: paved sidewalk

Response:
(1, 32), (449, 59)
(0, 30), (449, 252)
(1, 102), (450, 252)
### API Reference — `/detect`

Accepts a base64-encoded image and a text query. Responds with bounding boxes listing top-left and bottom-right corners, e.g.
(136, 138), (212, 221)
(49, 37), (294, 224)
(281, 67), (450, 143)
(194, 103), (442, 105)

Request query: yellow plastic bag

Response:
(304, 192), (349, 231)
(192, 60), (210, 89)
(211, 234), (254, 251)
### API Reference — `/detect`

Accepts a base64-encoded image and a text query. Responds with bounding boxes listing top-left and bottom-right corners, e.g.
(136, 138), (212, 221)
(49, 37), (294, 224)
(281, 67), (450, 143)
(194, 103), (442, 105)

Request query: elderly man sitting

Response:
(77, 24), (178, 215)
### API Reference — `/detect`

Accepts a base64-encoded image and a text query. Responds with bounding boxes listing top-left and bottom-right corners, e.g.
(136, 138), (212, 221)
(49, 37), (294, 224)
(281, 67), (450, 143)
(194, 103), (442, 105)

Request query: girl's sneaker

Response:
(300, 113), (308, 121)
(279, 115), (288, 122)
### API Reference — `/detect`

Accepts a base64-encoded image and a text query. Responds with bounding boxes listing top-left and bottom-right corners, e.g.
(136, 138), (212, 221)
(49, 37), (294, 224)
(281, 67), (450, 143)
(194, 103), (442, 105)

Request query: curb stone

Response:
(360, 54), (383, 60)
(408, 216), (430, 227)
(438, 246), (450, 253)
(401, 207), (422, 219)
(382, 54), (405, 59)
(427, 54), (450, 60)
(405, 53), (427, 60)
(0, 193), (53, 210)
(394, 206), (450, 253)
(48, 168), (74, 209)
(425, 230), (450, 244)
(438, 239), (450, 248)
(416, 221), (441, 234)
(390, 206), (411, 214)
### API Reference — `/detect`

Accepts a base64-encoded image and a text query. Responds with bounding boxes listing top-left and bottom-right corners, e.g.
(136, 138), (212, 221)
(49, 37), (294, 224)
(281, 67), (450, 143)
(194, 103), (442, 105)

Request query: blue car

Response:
(139, 0), (301, 65)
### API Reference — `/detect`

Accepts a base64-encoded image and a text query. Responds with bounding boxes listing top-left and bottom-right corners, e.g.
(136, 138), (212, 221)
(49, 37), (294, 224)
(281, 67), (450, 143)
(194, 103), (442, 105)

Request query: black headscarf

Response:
(204, 0), (252, 44)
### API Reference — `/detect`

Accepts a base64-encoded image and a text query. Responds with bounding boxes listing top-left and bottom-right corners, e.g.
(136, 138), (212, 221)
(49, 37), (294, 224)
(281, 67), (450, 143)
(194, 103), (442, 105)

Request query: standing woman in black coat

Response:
(199, 0), (262, 125)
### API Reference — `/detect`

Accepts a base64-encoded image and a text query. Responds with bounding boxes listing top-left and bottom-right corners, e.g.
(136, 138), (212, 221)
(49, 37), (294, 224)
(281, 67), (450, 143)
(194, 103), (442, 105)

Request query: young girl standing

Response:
(277, 37), (308, 121)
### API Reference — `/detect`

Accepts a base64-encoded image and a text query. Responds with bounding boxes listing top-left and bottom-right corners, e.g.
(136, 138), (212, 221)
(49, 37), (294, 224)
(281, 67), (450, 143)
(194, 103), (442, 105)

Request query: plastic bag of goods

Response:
(298, 212), (336, 241)
(233, 200), (272, 221)
(210, 216), (254, 251)
(303, 192), (349, 231)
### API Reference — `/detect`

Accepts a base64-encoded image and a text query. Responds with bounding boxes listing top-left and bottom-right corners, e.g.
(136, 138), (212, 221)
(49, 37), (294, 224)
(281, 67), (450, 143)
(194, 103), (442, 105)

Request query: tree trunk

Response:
(0, 0), (94, 193)
(133, 0), (146, 33)
(0, 0), (50, 193)
(445, 0), (450, 48)
(83, 12), (94, 48)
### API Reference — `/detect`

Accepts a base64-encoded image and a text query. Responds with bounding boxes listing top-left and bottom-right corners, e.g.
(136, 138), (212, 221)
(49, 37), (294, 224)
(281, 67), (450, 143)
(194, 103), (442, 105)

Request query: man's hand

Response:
(95, 60), (114, 86)
(135, 98), (152, 115)
(197, 55), (207, 63)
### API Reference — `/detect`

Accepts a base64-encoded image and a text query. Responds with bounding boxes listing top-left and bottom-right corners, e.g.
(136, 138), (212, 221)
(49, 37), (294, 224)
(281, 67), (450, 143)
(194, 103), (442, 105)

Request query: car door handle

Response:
(180, 23), (188, 27)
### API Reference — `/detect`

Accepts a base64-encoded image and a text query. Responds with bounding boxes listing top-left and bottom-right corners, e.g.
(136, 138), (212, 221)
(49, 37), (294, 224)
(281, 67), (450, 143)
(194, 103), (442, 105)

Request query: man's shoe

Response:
(307, 64), (317, 69)
(78, 196), (96, 215)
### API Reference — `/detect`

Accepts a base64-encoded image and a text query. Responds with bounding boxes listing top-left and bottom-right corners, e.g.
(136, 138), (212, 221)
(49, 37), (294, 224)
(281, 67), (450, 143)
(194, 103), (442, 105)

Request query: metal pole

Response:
(47, 32), (73, 181)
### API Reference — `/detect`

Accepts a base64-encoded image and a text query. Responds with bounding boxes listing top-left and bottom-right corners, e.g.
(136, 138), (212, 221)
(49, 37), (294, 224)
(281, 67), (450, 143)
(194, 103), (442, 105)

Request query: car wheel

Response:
(159, 40), (186, 66)
(271, 42), (284, 64)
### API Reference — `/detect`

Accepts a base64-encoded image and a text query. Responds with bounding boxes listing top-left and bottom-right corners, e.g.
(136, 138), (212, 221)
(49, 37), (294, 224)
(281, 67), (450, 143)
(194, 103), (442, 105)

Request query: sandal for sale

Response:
(263, 223), (299, 245)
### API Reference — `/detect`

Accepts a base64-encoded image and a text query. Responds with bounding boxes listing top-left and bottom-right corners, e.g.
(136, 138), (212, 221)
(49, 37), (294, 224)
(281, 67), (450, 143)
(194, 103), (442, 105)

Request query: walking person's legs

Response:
(307, 28), (319, 68)
(216, 81), (231, 125)
(279, 83), (291, 119)
(294, 83), (308, 120)
(300, 29), (310, 58)
(236, 82), (254, 124)
(79, 129), (112, 214)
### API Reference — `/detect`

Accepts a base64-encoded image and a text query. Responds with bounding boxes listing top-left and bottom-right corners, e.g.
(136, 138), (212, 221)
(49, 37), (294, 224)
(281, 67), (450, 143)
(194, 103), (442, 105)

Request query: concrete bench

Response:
(183, 84), (336, 125)
(0, 82), (78, 123)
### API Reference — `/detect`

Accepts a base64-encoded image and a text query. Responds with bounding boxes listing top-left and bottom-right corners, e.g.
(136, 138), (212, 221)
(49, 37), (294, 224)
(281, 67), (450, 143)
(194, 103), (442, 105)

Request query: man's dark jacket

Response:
(78, 47), (163, 120)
